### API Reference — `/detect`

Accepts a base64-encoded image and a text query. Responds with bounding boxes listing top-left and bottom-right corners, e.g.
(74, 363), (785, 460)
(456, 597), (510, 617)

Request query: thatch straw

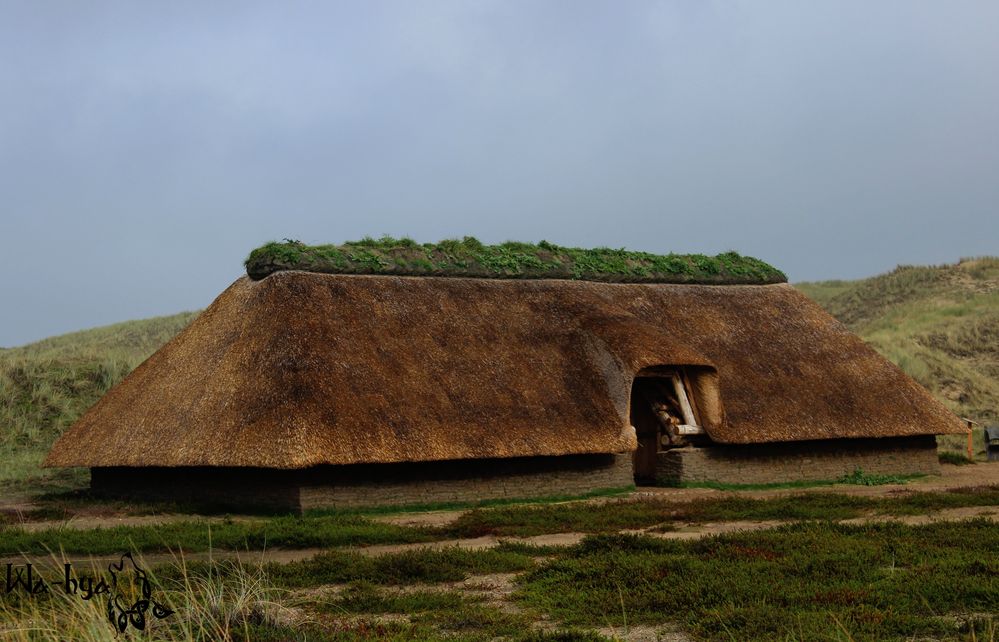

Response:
(45, 272), (965, 469)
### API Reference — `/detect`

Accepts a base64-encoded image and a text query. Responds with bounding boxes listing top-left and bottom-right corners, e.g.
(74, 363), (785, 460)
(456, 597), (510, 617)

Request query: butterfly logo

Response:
(105, 553), (175, 633)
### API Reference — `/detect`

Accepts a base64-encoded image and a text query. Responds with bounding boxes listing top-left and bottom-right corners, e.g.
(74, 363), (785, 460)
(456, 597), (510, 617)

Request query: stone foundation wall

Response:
(90, 466), (301, 512)
(656, 436), (940, 485)
(91, 453), (634, 513)
(298, 453), (634, 510)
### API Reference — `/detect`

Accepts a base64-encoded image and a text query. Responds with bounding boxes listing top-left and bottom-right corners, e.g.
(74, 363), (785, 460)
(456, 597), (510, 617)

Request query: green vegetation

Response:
(518, 520), (999, 641)
(305, 485), (635, 518)
(0, 312), (197, 492)
(244, 237), (787, 284)
(940, 451), (976, 465)
(441, 487), (999, 538)
(672, 468), (923, 491)
(0, 502), (999, 642)
(0, 552), (559, 642)
(0, 513), (431, 556)
(1, 553), (608, 641)
(7, 520), (994, 641)
(265, 546), (534, 588)
(318, 583), (539, 640)
(797, 257), (999, 439)
(0, 558), (280, 641)
(6, 486), (999, 555)
(835, 468), (919, 486)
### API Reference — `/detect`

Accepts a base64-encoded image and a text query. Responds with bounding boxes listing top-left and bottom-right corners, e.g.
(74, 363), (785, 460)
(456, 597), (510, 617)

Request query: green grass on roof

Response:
(244, 237), (787, 285)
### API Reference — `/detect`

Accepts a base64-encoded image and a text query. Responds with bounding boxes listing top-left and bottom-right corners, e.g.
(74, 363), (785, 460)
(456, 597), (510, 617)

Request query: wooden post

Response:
(670, 374), (697, 427)
(967, 419), (975, 461)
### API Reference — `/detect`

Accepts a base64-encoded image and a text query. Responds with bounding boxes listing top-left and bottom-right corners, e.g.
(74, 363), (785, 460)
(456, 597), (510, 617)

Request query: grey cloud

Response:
(1, 1), (997, 346)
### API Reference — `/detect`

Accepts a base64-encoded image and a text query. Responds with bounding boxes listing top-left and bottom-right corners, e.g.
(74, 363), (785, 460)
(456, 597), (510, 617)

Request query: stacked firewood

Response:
(641, 381), (687, 447)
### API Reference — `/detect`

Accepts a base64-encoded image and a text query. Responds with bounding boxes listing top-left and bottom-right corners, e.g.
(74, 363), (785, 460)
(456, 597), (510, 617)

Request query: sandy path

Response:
(12, 513), (265, 533)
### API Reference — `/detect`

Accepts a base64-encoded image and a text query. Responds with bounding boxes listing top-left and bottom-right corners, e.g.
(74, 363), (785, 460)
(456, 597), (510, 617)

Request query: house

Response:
(44, 241), (965, 511)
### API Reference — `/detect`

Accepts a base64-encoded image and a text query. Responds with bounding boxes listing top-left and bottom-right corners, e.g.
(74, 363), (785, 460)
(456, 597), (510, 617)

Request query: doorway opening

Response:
(631, 370), (706, 484)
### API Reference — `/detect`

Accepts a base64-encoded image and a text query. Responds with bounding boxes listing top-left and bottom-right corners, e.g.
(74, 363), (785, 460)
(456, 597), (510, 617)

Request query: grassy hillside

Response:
(0, 312), (197, 490)
(797, 257), (999, 432)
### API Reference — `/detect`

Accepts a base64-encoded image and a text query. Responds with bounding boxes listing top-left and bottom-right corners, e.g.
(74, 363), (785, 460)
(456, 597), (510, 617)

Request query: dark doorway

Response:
(631, 378), (663, 484)
(630, 373), (704, 484)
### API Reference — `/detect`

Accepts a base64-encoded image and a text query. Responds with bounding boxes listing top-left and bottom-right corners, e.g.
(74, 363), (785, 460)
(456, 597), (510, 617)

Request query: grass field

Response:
(519, 521), (999, 641)
(2, 517), (996, 640)
(4, 485), (999, 556)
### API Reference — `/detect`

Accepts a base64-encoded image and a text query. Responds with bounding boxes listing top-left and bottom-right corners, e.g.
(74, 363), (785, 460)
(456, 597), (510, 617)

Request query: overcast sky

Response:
(2, 1), (997, 347)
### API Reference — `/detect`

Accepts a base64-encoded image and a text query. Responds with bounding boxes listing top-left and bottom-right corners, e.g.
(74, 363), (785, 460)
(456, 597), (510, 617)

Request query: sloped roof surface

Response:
(45, 273), (965, 468)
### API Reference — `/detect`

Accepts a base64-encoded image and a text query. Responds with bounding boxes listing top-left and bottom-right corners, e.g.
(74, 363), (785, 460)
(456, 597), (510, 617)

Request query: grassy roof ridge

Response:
(244, 237), (787, 285)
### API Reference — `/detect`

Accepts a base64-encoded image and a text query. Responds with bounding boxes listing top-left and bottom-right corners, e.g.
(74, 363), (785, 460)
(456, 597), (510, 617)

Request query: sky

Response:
(1, 1), (997, 347)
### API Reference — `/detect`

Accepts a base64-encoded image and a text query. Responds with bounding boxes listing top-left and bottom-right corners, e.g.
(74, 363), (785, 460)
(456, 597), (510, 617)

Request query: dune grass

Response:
(797, 257), (999, 445)
(0, 556), (282, 641)
(0, 312), (196, 492)
(244, 237), (787, 284)
(0, 552), (605, 641)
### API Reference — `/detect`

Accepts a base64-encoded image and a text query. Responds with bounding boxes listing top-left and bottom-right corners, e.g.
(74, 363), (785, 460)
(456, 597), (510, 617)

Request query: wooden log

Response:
(671, 374), (697, 427)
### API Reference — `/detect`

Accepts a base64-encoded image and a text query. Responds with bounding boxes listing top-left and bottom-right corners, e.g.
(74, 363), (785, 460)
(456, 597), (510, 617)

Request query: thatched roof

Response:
(244, 238), (787, 285)
(45, 272), (964, 469)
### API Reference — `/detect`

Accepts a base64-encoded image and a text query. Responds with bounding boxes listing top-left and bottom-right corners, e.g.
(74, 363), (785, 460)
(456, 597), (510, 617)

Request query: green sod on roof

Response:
(244, 237), (787, 285)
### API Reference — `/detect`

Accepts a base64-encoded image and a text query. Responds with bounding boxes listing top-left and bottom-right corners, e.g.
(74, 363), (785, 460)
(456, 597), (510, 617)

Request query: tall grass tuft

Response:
(0, 554), (293, 641)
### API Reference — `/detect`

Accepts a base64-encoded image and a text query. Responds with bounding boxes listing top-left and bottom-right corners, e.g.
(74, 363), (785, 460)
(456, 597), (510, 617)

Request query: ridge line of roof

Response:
(253, 270), (794, 288)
